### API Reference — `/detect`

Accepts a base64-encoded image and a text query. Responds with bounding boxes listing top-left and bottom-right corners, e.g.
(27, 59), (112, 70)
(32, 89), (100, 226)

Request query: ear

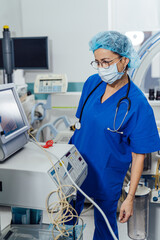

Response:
(124, 58), (129, 67)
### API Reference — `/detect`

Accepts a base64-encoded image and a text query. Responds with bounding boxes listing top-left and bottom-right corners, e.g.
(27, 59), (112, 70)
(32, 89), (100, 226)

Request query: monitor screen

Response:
(0, 83), (29, 161)
(0, 89), (25, 137)
(13, 37), (48, 69)
(0, 83), (29, 143)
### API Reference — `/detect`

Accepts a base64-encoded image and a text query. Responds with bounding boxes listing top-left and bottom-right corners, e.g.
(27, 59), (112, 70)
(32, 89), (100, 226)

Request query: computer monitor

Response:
(0, 37), (48, 70)
(0, 83), (30, 161)
(12, 37), (49, 69)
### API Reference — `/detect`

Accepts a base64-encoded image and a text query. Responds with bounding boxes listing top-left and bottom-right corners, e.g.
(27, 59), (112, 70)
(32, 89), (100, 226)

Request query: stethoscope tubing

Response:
(77, 76), (131, 132)
(79, 80), (103, 123)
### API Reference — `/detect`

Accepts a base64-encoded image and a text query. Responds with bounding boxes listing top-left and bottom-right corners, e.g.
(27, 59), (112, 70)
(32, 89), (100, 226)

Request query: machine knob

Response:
(153, 196), (158, 202)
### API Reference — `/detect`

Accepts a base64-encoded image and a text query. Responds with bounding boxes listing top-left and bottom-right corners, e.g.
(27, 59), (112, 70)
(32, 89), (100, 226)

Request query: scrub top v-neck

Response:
(69, 74), (160, 200)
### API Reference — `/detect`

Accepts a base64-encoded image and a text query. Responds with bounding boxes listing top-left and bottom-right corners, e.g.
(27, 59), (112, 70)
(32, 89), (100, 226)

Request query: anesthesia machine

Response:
(0, 83), (88, 240)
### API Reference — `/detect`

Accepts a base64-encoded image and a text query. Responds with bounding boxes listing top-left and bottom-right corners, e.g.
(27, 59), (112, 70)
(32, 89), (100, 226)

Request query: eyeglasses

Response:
(90, 57), (120, 70)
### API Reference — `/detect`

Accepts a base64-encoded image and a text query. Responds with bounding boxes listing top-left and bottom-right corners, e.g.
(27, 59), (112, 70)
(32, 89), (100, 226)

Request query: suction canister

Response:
(125, 184), (151, 240)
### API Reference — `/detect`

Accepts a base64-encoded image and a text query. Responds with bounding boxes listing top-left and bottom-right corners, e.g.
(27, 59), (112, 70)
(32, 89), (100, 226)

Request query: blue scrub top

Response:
(69, 74), (160, 200)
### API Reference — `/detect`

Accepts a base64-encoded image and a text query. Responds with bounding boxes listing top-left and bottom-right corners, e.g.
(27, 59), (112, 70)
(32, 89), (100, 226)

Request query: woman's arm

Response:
(119, 152), (145, 223)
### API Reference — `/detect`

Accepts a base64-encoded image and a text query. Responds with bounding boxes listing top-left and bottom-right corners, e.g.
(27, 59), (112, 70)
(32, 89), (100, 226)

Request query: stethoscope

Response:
(75, 76), (131, 135)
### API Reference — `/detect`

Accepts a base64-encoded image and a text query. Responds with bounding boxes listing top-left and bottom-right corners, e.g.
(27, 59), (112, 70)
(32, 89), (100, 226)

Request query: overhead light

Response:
(125, 31), (144, 46)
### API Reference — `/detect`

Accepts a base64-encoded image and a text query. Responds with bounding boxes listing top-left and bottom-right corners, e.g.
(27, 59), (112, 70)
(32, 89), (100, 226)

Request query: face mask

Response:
(98, 60), (125, 84)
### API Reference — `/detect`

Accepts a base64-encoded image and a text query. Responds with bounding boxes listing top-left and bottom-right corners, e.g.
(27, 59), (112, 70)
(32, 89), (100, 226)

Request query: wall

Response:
(21, 0), (108, 84)
(0, 0), (22, 37)
(108, 0), (160, 32)
(1, 1), (160, 86)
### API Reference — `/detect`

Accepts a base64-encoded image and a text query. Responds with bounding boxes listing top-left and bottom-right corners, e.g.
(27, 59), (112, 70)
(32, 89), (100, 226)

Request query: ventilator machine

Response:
(0, 83), (88, 239)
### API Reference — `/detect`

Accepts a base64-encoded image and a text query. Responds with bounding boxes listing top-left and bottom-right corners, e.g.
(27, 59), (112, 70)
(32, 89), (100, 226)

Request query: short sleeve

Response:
(129, 104), (160, 154)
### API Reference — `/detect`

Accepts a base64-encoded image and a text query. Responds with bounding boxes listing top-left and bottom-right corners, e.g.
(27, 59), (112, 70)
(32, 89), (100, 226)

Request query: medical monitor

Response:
(12, 37), (49, 69)
(0, 83), (29, 161)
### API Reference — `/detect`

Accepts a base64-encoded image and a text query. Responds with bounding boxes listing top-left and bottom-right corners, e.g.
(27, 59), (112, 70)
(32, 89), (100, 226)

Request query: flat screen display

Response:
(0, 89), (25, 136)
(13, 37), (48, 69)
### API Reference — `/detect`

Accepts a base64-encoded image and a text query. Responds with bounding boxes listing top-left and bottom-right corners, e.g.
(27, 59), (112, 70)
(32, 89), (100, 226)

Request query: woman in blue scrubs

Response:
(69, 31), (160, 239)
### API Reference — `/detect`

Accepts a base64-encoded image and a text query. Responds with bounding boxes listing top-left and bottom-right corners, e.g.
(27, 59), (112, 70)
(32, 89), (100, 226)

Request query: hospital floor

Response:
(0, 205), (130, 240)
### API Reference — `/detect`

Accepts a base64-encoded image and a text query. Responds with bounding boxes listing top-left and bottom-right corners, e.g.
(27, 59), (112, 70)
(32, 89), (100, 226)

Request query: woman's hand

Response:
(119, 194), (134, 223)
(119, 153), (145, 223)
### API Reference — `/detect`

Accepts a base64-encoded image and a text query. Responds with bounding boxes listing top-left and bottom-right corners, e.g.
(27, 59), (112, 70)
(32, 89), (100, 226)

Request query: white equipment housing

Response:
(0, 142), (87, 210)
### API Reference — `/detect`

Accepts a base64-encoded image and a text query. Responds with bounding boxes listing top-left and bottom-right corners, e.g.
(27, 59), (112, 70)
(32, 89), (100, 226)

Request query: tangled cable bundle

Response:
(28, 131), (83, 240)
(46, 186), (83, 240)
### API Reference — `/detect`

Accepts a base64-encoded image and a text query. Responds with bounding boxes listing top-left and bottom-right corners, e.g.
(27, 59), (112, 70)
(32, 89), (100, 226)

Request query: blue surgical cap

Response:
(89, 31), (141, 69)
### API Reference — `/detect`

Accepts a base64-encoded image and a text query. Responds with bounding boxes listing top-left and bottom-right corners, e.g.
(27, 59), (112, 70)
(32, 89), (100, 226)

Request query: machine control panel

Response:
(48, 146), (88, 195)
(34, 74), (68, 93)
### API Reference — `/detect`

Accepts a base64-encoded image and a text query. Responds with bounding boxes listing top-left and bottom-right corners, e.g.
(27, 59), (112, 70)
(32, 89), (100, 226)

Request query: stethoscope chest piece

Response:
(75, 121), (81, 130)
